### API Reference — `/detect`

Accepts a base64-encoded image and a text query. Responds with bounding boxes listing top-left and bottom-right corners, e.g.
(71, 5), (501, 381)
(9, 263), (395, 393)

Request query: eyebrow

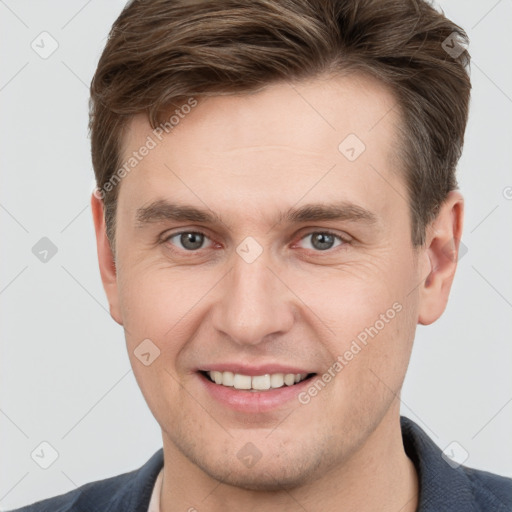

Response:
(135, 199), (378, 228)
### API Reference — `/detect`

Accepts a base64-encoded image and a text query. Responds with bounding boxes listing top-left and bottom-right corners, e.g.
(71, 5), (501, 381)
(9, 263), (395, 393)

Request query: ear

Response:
(90, 192), (123, 325)
(417, 190), (464, 326)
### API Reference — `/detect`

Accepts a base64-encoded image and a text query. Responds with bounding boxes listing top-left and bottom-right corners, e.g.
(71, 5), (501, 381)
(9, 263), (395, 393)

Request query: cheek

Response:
(117, 262), (215, 341)
(117, 264), (200, 426)
(292, 252), (419, 386)
(292, 251), (416, 333)
(330, 283), (418, 412)
(116, 263), (222, 415)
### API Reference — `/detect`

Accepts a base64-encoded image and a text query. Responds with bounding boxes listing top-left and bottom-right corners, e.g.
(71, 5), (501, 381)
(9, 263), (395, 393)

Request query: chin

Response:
(180, 436), (333, 492)
(203, 459), (323, 491)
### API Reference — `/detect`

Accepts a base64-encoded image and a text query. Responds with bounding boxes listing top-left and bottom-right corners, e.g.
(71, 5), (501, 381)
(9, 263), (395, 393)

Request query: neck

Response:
(159, 407), (418, 512)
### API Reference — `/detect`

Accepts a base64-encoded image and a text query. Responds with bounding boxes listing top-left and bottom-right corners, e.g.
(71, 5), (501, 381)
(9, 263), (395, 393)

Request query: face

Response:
(94, 74), (435, 490)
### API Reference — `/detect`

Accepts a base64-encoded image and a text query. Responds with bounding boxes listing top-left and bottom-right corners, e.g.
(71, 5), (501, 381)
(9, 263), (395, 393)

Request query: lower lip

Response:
(199, 373), (314, 413)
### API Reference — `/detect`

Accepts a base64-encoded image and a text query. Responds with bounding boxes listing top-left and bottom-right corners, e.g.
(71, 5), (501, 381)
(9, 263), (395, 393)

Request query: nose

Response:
(210, 247), (295, 347)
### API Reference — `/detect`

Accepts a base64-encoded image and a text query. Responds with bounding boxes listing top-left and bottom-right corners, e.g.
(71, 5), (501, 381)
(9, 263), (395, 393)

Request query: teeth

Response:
(270, 373), (284, 388)
(284, 374), (295, 386)
(222, 371), (234, 386)
(252, 374), (271, 390)
(233, 374), (251, 390)
(206, 371), (309, 390)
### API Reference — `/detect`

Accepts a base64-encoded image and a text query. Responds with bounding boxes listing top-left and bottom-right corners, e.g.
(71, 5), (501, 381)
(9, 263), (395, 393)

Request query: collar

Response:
(401, 416), (478, 511)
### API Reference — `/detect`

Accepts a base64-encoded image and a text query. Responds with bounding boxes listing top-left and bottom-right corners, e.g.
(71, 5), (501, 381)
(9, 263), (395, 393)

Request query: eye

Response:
(165, 231), (213, 251)
(297, 231), (346, 251)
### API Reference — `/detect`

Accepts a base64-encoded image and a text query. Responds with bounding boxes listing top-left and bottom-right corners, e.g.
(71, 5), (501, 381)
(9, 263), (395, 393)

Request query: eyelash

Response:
(161, 229), (350, 254)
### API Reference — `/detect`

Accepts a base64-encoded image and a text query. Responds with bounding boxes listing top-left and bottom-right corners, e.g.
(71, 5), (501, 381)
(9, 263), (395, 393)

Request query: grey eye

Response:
(169, 232), (207, 251)
(300, 232), (343, 251)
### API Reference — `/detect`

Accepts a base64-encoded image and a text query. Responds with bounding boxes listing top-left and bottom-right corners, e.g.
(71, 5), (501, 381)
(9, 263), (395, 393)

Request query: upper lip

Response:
(197, 363), (316, 376)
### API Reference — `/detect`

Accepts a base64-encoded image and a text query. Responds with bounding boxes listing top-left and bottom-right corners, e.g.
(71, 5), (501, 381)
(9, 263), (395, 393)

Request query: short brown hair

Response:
(90, 0), (471, 250)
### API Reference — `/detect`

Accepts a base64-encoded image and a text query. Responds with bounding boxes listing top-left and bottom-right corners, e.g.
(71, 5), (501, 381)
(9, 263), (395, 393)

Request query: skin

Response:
(91, 72), (464, 511)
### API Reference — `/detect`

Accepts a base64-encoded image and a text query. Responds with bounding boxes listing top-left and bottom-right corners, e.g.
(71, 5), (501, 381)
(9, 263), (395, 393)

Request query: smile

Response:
(203, 371), (312, 391)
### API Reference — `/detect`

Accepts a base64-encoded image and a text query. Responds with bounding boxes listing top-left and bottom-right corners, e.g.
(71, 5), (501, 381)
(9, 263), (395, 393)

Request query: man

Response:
(9, 0), (511, 510)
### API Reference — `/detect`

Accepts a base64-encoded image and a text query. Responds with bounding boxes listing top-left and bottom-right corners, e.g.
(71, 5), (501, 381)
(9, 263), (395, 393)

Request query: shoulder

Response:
(400, 416), (512, 511)
(6, 449), (164, 512)
(463, 465), (512, 511)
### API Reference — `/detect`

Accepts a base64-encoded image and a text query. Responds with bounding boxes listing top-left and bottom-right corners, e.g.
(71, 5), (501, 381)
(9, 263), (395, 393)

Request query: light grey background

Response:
(1, 0), (511, 509)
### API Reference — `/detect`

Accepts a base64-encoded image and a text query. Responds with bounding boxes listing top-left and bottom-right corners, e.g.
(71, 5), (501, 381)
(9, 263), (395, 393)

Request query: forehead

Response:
(117, 73), (404, 225)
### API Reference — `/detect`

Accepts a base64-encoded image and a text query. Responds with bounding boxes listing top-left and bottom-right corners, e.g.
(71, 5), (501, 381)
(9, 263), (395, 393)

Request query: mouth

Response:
(200, 370), (316, 391)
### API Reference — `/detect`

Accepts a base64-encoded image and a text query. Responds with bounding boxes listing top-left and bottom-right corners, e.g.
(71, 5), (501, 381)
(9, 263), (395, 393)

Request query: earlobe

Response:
(417, 190), (464, 326)
(90, 193), (123, 325)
